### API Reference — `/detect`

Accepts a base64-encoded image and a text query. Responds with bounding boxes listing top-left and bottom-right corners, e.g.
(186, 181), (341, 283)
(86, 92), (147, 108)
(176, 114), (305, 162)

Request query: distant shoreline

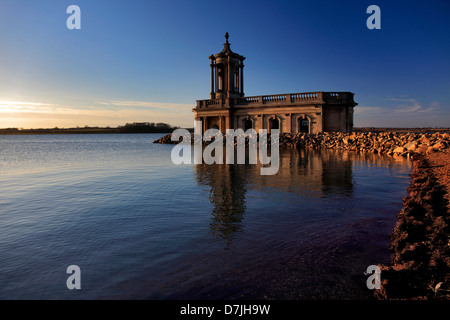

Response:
(0, 122), (192, 135)
(0, 127), (449, 135)
(0, 128), (121, 135)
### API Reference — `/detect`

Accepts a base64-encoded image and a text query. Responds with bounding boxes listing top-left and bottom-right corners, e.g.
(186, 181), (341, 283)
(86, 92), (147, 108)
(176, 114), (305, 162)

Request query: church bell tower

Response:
(209, 33), (246, 100)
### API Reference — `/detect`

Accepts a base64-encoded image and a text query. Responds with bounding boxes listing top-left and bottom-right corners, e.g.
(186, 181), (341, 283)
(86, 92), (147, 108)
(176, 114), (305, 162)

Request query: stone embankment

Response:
(154, 131), (450, 156)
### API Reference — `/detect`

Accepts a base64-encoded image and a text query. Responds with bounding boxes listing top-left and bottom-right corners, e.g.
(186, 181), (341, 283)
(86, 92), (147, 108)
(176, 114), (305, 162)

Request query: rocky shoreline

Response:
(375, 152), (450, 300)
(154, 131), (450, 300)
(154, 131), (450, 156)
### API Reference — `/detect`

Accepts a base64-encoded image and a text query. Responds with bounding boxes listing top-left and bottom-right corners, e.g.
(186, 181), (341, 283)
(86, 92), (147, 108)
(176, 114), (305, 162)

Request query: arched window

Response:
(244, 119), (253, 131)
(299, 118), (309, 133)
(269, 118), (279, 133)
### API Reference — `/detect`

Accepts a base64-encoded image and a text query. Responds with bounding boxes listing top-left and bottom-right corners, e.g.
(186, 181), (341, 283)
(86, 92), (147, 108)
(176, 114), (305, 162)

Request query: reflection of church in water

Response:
(193, 33), (357, 135)
(195, 149), (356, 244)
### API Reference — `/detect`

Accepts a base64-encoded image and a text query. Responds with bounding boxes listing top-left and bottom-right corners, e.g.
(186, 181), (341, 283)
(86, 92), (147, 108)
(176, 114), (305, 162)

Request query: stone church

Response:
(192, 33), (357, 134)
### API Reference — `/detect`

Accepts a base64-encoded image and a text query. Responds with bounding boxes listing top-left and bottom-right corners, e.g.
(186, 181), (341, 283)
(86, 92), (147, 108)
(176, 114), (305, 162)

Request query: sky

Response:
(0, 0), (449, 129)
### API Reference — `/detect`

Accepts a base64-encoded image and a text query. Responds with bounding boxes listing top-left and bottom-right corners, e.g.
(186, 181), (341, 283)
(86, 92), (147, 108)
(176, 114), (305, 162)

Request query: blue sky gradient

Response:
(0, 0), (449, 128)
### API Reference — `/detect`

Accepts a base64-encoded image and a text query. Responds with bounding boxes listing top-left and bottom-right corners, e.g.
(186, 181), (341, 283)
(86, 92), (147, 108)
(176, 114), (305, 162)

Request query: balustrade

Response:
(196, 92), (353, 108)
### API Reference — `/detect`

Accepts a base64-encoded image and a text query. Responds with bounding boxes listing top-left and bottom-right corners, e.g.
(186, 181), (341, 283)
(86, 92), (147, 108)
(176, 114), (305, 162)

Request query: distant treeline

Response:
(0, 122), (183, 135)
(118, 122), (180, 133)
(2, 124), (447, 135)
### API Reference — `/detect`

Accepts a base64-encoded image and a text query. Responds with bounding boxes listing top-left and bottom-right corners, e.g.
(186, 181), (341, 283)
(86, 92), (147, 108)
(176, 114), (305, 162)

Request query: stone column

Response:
(240, 62), (244, 95)
(227, 56), (231, 98)
(286, 114), (292, 133)
(225, 115), (230, 131)
(210, 63), (215, 99)
(216, 65), (220, 92)
(203, 117), (207, 134)
(257, 115), (263, 131)
(317, 91), (324, 102)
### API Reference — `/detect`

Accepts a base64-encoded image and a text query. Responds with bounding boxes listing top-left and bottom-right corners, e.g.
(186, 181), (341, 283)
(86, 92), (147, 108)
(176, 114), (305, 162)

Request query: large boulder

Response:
(394, 146), (407, 154)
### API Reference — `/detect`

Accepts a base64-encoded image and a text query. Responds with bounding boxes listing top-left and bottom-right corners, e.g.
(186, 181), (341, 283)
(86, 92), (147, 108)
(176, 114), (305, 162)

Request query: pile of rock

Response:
(278, 131), (450, 157)
(153, 133), (181, 144)
(154, 131), (450, 157)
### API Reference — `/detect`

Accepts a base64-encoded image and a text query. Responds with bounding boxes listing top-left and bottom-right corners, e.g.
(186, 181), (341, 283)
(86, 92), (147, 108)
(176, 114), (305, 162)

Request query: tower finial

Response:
(225, 32), (229, 43)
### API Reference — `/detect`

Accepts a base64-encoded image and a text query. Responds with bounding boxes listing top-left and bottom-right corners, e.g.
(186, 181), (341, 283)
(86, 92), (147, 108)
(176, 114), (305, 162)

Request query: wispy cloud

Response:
(0, 100), (65, 114)
(393, 98), (440, 113)
(354, 97), (447, 127)
(354, 106), (383, 114)
(430, 101), (440, 108)
(0, 99), (194, 128)
(0, 101), (55, 107)
(96, 100), (192, 112)
(395, 103), (422, 113)
(0, 99), (193, 115)
(388, 97), (417, 102)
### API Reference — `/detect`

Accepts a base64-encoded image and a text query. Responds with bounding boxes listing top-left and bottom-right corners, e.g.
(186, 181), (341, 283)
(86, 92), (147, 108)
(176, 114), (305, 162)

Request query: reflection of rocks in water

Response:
(195, 164), (248, 245)
(256, 148), (354, 198)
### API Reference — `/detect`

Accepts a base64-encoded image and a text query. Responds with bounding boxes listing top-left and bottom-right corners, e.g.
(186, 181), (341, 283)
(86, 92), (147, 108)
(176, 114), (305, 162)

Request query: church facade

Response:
(192, 33), (357, 134)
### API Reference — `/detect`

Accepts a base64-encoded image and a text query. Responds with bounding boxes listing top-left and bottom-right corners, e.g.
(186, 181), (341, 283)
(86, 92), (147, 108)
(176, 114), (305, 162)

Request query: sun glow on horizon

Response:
(0, 99), (194, 129)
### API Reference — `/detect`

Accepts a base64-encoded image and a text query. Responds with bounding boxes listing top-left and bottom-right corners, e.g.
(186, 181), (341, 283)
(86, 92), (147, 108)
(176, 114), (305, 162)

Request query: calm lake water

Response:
(0, 133), (412, 300)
